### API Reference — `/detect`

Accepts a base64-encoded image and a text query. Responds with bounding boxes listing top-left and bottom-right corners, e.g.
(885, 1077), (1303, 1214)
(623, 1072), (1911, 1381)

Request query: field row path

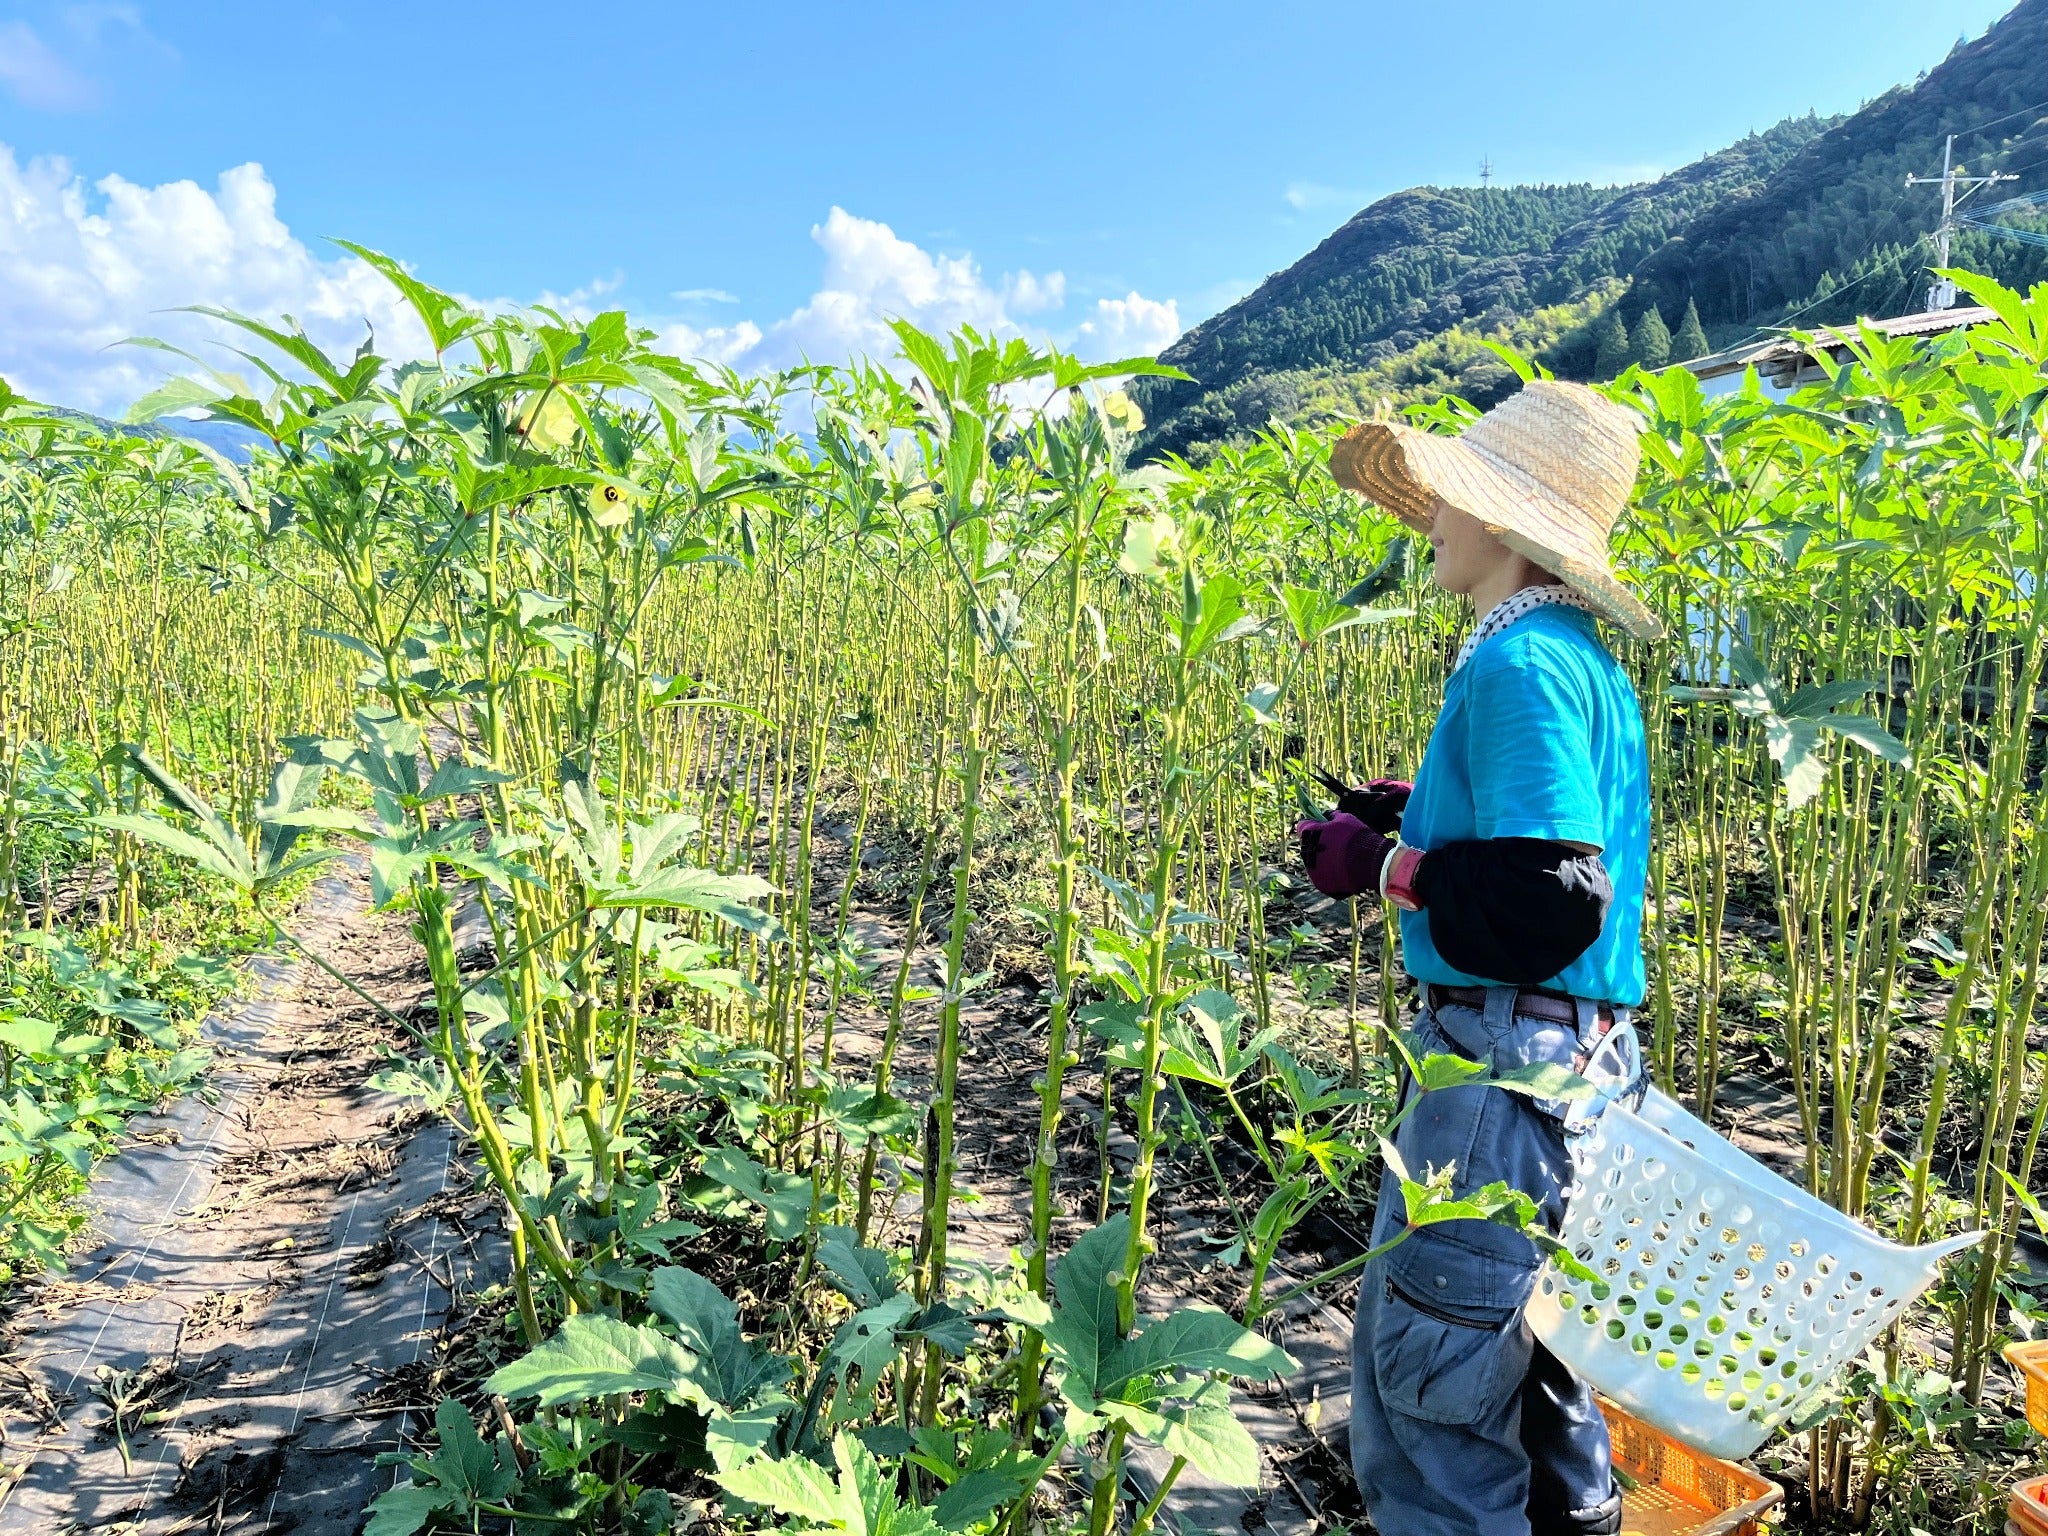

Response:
(0, 862), (497, 1535)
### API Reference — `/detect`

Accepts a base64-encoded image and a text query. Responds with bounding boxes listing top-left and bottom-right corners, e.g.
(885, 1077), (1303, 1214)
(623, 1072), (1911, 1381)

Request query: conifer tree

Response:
(1592, 307), (1631, 378)
(1630, 305), (1672, 370)
(1670, 298), (1709, 363)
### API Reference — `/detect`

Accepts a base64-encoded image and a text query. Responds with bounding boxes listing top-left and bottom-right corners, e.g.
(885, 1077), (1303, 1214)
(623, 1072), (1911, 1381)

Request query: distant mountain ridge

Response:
(37, 406), (266, 462)
(1134, 0), (2048, 458)
(1629, 0), (2048, 331)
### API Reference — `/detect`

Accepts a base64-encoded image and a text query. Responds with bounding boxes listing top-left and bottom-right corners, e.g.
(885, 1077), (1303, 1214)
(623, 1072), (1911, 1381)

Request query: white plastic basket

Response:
(1527, 1087), (1982, 1459)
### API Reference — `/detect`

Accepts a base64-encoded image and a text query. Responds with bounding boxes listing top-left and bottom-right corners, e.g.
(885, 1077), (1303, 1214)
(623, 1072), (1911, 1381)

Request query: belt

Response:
(1425, 983), (1615, 1031)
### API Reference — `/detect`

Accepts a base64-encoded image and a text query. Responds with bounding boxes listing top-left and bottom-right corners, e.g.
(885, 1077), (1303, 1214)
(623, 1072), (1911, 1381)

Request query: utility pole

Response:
(1479, 156), (1493, 187)
(1905, 133), (2015, 310)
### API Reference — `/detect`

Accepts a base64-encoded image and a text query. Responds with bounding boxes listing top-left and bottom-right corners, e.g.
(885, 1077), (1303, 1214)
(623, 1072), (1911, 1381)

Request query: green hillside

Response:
(1135, 0), (2048, 460)
(1625, 0), (2048, 336)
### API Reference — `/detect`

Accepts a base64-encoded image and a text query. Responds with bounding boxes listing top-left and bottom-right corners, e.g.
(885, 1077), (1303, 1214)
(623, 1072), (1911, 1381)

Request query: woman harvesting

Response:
(1298, 382), (1659, 1536)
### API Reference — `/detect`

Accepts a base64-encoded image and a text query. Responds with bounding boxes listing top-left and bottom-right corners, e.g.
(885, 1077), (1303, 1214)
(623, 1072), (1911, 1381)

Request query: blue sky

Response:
(0, 0), (2019, 408)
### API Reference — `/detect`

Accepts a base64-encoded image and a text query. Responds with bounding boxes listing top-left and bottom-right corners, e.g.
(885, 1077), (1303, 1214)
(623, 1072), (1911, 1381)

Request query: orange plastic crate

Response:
(2007, 1340), (2048, 1438)
(2012, 1472), (2048, 1536)
(1599, 1398), (1783, 1536)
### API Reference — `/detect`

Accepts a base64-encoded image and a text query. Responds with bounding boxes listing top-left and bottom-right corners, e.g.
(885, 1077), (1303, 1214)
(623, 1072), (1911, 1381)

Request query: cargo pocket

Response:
(1371, 1270), (1534, 1428)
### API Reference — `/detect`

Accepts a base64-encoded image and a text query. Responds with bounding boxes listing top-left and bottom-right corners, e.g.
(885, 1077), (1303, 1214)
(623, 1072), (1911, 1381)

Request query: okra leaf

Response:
(421, 1398), (517, 1506)
(647, 1266), (792, 1408)
(1100, 1305), (1295, 1399)
(933, 1470), (1027, 1533)
(822, 1086), (917, 1146)
(103, 994), (181, 1049)
(595, 866), (780, 935)
(419, 760), (516, 802)
(485, 1314), (697, 1408)
(335, 241), (483, 356)
(817, 1235), (901, 1307)
(1046, 1214), (1128, 1381)
(94, 812), (253, 892)
(1487, 1062), (1598, 1102)
(1244, 681), (1283, 725)
(827, 1292), (917, 1380)
(907, 1302), (978, 1357)
(1077, 997), (1144, 1047)
(715, 1451), (844, 1526)
(1409, 1052), (1488, 1092)
(1527, 1229), (1600, 1284)
(306, 628), (385, 663)
(1411, 1176), (1540, 1232)
(362, 1483), (457, 1536)
(0, 1017), (60, 1057)
(1154, 1380), (1261, 1488)
(705, 1401), (787, 1473)
(366, 834), (432, 908)
(1764, 715), (1827, 807)
(1784, 679), (1881, 717)
(2000, 1167), (2048, 1239)
(1819, 711), (1911, 765)
(607, 1400), (711, 1464)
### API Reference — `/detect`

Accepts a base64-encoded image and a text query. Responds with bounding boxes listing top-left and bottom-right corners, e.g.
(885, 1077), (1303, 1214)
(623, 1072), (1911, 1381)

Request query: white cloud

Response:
(0, 147), (435, 410)
(0, 8), (172, 114)
(1076, 292), (1182, 361)
(0, 22), (98, 110)
(1004, 268), (1065, 315)
(532, 271), (624, 316)
(0, 153), (1184, 413)
(650, 318), (764, 370)
(730, 208), (1174, 373)
(671, 287), (739, 304)
(59, 3), (152, 48)
(742, 207), (1018, 370)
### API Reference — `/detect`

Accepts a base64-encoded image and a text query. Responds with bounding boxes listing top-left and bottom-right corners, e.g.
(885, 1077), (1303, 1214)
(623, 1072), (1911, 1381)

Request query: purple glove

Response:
(1295, 811), (1396, 899)
(1341, 778), (1412, 835)
(1314, 772), (1412, 834)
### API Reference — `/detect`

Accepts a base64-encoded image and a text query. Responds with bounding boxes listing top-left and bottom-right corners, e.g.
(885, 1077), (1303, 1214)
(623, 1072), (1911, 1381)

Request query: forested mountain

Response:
(1627, 1), (2048, 333)
(1135, 0), (2048, 460)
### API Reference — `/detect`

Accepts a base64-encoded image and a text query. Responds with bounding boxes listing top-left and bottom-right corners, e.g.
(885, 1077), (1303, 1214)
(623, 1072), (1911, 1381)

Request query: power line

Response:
(1719, 189), (1920, 350)
(1943, 92), (2048, 143)
(1958, 185), (2048, 249)
(1698, 99), (2048, 353)
(1905, 134), (2017, 308)
(1764, 242), (1914, 333)
(1982, 148), (2048, 186)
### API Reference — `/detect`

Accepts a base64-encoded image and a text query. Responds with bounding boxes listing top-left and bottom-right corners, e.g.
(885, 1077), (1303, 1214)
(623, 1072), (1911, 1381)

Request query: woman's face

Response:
(1426, 499), (1503, 595)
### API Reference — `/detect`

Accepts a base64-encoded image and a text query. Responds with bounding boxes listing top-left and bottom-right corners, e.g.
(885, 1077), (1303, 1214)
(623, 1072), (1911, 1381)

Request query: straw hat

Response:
(1329, 380), (1662, 640)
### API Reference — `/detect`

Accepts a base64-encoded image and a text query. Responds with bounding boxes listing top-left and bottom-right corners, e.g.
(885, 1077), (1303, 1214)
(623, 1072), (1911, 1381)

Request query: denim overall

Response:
(1349, 988), (1642, 1536)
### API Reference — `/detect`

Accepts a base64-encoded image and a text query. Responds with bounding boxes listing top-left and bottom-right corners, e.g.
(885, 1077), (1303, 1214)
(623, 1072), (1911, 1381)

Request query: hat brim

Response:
(1331, 419), (1664, 641)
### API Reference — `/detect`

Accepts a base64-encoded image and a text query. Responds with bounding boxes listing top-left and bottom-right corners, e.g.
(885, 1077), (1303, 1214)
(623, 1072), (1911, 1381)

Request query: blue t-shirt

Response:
(1398, 605), (1650, 1006)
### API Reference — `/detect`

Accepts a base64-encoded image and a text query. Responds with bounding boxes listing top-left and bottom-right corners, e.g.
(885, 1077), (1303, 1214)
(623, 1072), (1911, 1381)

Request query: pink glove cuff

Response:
(1381, 842), (1426, 911)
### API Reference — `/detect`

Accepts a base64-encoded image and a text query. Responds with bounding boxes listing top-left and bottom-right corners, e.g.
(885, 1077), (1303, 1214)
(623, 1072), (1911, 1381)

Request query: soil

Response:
(803, 803), (2041, 1536)
(817, 818), (1371, 1536)
(0, 786), (2027, 1533)
(0, 862), (501, 1534)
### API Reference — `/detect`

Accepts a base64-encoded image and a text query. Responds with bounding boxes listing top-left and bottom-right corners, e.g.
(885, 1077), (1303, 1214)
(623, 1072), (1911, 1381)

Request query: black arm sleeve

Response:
(1409, 838), (1613, 986)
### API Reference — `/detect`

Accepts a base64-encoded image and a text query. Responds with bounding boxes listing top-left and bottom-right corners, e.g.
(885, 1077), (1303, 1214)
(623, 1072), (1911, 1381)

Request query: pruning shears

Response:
(1299, 768), (1410, 829)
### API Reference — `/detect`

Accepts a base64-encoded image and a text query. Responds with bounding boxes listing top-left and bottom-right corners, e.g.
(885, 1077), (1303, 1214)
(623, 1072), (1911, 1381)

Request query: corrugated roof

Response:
(1860, 305), (1997, 338)
(1683, 306), (1996, 380)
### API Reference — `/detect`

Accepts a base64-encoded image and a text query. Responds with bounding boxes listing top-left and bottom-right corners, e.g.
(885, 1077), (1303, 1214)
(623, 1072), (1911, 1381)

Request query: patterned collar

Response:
(1453, 584), (1598, 673)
